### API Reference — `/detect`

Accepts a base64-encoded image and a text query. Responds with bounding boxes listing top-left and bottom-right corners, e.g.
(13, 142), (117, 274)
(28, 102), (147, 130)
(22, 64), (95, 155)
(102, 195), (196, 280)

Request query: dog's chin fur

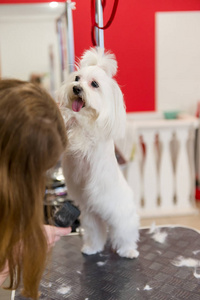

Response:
(59, 48), (140, 259)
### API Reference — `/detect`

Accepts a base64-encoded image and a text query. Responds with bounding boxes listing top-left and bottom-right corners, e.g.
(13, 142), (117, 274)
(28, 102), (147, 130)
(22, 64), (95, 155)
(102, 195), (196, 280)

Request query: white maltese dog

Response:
(59, 48), (139, 259)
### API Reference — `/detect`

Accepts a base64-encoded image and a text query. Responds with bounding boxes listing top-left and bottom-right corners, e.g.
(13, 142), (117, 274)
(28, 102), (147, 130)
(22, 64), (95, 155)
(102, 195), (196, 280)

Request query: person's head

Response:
(0, 79), (67, 299)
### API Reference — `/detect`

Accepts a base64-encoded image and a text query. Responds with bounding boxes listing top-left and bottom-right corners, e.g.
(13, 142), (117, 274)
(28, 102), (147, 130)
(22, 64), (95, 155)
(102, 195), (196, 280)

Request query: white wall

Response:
(156, 11), (200, 115)
(0, 15), (62, 95)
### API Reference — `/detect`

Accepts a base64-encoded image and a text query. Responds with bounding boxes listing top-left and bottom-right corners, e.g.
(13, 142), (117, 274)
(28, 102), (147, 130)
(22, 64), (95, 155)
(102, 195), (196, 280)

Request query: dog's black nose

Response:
(73, 85), (83, 95)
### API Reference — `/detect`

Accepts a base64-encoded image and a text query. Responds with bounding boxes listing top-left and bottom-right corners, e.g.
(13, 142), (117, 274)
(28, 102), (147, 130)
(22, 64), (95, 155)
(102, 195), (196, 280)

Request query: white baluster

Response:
(126, 135), (142, 211)
(187, 129), (196, 204)
(159, 129), (175, 212)
(142, 129), (158, 214)
(175, 127), (191, 210)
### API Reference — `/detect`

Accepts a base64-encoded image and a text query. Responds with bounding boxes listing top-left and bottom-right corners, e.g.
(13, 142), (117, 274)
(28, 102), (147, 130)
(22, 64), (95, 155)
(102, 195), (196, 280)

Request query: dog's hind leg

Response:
(81, 212), (107, 255)
(108, 214), (139, 259)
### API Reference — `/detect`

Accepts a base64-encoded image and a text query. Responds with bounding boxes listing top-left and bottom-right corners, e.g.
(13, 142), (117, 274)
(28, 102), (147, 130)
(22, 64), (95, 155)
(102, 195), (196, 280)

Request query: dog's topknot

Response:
(80, 47), (118, 78)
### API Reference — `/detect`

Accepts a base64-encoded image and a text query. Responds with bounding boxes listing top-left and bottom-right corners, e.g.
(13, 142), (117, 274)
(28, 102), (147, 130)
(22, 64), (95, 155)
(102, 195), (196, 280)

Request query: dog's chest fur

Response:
(62, 117), (120, 205)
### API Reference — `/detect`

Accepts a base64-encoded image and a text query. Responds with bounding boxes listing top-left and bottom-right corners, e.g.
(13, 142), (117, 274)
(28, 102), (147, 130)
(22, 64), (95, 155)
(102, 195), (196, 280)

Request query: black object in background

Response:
(44, 162), (81, 231)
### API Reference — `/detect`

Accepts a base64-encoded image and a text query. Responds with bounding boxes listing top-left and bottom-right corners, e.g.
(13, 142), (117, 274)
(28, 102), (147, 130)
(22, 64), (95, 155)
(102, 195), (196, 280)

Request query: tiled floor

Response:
(140, 201), (200, 231)
(1, 202), (200, 299)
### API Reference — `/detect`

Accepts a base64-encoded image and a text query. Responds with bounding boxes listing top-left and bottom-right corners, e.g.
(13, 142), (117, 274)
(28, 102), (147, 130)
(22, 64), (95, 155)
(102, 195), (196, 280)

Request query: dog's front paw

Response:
(117, 248), (139, 259)
(81, 244), (102, 255)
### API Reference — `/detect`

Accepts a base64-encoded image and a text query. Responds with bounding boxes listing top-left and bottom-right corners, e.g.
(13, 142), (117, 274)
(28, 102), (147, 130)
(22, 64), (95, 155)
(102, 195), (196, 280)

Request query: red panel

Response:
(73, 0), (200, 112)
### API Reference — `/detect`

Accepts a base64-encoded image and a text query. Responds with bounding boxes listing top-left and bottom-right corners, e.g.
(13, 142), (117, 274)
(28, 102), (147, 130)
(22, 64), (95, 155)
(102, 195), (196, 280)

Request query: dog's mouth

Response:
(72, 97), (85, 112)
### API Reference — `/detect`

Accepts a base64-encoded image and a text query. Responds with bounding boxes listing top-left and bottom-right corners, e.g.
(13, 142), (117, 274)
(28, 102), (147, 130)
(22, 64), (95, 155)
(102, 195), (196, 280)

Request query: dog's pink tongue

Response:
(72, 98), (84, 112)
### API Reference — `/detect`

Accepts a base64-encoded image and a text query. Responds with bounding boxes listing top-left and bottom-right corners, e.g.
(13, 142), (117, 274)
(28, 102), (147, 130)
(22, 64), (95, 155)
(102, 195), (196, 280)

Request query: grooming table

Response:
(13, 226), (200, 300)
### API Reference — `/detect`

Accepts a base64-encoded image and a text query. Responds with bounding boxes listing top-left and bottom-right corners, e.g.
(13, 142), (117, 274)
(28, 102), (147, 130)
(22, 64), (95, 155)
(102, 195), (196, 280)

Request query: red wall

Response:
(1, 0), (200, 111)
(73, 0), (200, 112)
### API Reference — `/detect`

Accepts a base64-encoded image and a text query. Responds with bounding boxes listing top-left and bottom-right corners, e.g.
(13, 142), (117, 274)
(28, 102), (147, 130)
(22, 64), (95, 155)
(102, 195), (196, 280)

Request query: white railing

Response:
(117, 112), (199, 218)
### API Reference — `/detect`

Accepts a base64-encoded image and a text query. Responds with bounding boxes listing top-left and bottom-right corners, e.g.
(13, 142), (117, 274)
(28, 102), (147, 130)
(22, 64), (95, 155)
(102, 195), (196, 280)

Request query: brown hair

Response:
(0, 79), (67, 299)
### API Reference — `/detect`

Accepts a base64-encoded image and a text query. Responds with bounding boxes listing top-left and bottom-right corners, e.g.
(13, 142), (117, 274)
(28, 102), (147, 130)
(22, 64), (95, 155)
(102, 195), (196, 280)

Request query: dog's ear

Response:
(112, 80), (126, 139)
(80, 47), (117, 78)
(97, 79), (126, 139)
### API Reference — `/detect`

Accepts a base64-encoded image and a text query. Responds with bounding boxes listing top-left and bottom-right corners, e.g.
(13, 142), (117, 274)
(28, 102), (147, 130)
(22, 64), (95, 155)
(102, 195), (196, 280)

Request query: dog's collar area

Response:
(72, 97), (85, 112)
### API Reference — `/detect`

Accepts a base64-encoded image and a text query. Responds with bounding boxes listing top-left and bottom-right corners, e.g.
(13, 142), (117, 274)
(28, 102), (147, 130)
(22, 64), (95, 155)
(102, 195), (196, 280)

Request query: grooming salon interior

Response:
(1, 0), (200, 299)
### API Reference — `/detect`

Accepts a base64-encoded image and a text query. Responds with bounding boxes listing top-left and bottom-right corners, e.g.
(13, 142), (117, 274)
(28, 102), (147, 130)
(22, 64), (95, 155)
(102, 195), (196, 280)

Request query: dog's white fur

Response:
(59, 48), (139, 258)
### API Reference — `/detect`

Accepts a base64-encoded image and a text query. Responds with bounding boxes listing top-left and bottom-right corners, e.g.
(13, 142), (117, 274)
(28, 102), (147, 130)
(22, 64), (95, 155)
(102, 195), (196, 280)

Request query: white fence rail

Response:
(118, 113), (199, 218)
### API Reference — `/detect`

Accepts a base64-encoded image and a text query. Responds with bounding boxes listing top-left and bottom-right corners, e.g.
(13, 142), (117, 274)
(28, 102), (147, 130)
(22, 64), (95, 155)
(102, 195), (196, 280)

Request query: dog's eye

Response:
(75, 76), (80, 82)
(91, 81), (99, 88)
